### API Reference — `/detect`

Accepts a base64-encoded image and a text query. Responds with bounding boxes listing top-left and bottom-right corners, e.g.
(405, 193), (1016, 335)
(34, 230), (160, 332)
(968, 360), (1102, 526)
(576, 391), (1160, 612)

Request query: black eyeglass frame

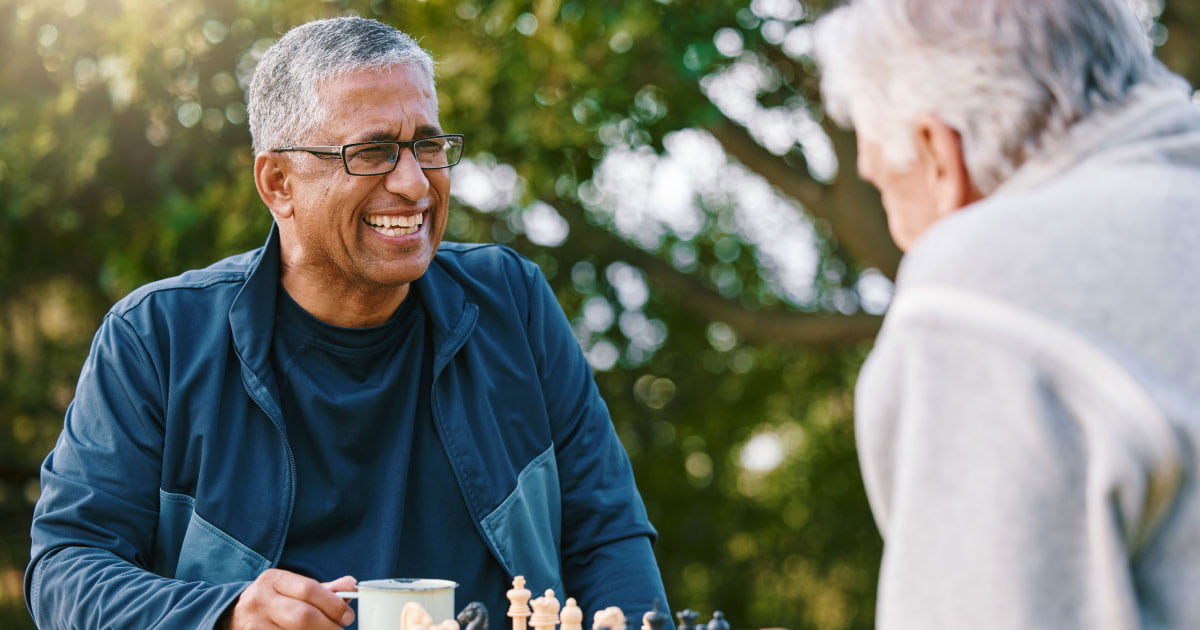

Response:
(272, 134), (465, 176)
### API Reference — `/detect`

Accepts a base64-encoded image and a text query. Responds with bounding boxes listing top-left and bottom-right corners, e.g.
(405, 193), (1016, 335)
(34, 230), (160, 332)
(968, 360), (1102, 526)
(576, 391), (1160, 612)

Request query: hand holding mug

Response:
(227, 568), (357, 629)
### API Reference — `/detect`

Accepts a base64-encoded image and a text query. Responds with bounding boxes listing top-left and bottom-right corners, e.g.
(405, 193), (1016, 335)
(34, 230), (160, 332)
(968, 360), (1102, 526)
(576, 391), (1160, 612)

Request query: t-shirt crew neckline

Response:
(275, 286), (420, 356)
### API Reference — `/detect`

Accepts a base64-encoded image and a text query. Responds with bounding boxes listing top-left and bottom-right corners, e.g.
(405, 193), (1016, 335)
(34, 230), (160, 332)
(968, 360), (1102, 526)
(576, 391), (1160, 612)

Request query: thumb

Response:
(322, 575), (358, 593)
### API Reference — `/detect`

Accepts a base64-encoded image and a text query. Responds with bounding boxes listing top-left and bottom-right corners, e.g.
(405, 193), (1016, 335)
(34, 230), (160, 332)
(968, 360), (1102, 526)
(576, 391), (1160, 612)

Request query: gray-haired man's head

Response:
(247, 17), (436, 154)
(815, 0), (1180, 195)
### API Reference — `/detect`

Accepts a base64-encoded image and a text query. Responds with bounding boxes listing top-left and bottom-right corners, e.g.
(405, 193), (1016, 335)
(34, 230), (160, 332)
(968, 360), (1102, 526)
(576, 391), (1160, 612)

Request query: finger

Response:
(270, 571), (355, 627)
(266, 595), (348, 630)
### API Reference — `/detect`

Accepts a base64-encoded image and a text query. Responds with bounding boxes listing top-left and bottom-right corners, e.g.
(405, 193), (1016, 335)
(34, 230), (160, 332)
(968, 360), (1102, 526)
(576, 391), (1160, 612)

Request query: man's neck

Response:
(279, 272), (411, 328)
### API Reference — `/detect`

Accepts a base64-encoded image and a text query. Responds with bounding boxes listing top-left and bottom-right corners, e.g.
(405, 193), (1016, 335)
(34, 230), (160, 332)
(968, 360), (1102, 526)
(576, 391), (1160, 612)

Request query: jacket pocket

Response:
(156, 490), (270, 583)
(479, 446), (563, 591)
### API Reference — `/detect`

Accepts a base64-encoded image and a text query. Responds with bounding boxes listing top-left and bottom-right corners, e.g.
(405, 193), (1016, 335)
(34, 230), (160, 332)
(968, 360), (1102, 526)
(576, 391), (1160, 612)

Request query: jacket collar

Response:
(994, 82), (1197, 198)
(229, 224), (285, 418)
(229, 223), (479, 383)
(414, 253), (479, 376)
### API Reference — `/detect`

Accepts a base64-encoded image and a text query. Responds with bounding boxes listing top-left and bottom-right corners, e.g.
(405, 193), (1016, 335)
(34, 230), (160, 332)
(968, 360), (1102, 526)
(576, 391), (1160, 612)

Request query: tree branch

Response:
(552, 204), (884, 347)
(703, 40), (904, 278)
(706, 119), (828, 210)
(706, 117), (901, 278)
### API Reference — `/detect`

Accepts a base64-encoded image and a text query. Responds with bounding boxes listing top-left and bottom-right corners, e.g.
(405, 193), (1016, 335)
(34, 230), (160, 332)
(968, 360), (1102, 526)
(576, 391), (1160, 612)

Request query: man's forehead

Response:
(314, 65), (439, 122)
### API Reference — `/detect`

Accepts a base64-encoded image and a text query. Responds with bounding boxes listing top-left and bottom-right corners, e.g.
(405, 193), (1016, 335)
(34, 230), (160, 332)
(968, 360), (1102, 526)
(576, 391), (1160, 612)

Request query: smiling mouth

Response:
(364, 213), (423, 237)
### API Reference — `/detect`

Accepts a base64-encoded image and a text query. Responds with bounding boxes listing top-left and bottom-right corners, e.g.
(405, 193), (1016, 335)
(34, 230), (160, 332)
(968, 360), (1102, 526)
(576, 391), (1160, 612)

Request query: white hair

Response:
(814, 0), (1183, 194)
(246, 17), (436, 155)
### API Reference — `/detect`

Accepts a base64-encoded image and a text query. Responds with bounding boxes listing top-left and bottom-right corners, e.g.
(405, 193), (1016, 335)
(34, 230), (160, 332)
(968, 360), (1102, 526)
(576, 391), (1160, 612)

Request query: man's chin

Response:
(371, 256), (436, 289)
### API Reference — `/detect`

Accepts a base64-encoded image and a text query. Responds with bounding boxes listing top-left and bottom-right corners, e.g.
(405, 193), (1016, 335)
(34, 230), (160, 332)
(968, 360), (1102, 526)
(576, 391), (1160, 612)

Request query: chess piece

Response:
(530, 589), (561, 630)
(507, 576), (533, 630)
(458, 601), (490, 630)
(560, 597), (584, 630)
(641, 600), (668, 630)
(402, 602), (435, 630)
(705, 611), (729, 630)
(593, 607), (626, 630)
(439, 620), (461, 630)
(675, 609), (699, 630)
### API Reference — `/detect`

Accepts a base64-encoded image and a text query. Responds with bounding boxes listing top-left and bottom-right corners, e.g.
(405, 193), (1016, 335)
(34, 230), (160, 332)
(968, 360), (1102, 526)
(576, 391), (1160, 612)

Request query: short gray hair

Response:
(247, 17), (436, 154)
(815, 0), (1182, 194)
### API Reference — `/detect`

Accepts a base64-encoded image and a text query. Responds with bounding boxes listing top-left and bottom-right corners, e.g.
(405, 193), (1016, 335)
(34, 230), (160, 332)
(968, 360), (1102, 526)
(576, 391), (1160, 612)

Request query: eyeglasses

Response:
(272, 134), (465, 176)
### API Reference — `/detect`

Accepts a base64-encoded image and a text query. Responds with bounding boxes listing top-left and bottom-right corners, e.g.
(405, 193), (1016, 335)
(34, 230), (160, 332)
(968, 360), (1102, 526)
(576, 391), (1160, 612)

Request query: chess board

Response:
(394, 575), (731, 630)
(504, 575), (729, 630)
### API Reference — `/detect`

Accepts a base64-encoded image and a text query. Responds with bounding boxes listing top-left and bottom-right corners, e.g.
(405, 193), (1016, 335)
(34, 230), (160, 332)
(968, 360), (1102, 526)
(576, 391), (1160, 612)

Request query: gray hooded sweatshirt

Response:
(856, 83), (1200, 629)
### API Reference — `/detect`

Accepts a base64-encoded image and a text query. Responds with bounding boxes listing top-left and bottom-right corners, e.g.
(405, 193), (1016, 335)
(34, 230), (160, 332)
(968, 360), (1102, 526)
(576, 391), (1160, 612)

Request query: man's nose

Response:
(384, 149), (431, 199)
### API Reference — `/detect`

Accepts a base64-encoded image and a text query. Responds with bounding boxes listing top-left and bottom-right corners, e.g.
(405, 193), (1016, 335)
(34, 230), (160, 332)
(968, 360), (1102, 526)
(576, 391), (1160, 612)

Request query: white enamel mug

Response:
(337, 578), (458, 630)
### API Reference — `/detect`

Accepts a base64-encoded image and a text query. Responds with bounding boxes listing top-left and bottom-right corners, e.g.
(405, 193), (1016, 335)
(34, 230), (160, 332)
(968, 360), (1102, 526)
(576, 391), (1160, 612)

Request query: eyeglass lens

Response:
(345, 137), (463, 175)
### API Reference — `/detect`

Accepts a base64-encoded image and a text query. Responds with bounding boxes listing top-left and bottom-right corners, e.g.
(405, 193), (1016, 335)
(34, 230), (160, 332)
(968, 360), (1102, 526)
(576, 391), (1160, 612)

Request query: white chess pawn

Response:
(561, 597), (583, 630)
(507, 576), (533, 630)
(401, 602), (435, 630)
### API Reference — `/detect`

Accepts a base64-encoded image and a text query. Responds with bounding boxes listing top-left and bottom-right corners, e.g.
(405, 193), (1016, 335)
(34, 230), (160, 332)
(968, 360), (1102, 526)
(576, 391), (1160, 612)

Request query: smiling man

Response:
(26, 17), (669, 630)
(814, 0), (1200, 628)
(262, 62), (451, 329)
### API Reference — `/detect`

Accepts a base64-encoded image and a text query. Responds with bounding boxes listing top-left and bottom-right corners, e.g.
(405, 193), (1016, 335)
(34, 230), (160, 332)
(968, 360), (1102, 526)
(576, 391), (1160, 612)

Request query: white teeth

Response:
(364, 214), (424, 236)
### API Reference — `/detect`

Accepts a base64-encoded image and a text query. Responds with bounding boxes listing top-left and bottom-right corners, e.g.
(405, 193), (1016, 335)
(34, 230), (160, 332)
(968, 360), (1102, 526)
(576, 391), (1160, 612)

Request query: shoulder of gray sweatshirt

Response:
(856, 84), (1200, 630)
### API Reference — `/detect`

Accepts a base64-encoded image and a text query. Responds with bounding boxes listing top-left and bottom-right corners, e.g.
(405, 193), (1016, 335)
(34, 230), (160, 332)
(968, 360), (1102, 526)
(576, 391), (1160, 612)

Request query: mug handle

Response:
(337, 592), (360, 600)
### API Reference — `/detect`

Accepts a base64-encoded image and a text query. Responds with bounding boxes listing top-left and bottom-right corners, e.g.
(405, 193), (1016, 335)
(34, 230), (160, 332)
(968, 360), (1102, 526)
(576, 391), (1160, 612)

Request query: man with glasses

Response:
(27, 17), (669, 629)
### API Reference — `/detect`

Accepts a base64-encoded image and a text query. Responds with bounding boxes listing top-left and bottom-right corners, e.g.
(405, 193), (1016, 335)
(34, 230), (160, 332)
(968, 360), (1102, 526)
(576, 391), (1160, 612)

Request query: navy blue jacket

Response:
(27, 227), (667, 628)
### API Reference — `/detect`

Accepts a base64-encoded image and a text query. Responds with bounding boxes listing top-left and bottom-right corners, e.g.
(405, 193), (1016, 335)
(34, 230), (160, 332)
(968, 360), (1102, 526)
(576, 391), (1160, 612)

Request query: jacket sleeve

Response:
(26, 312), (247, 629)
(522, 263), (673, 626)
(855, 290), (1181, 630)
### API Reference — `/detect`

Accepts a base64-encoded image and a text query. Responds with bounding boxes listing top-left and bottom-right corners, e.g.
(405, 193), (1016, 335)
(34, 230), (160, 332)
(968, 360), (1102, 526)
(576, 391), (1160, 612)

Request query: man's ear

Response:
(912, 113), (981, 215)
(254, 152), (295, 220)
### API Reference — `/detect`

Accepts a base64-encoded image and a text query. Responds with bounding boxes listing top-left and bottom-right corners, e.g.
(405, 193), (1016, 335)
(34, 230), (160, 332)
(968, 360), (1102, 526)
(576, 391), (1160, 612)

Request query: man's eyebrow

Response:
(356, 126), (445, 143)
(413, 124), (444, 138)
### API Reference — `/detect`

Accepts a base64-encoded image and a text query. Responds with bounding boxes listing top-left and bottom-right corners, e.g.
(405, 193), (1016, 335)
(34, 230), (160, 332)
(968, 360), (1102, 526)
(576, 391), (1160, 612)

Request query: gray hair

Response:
(247, 17), (436, 154)
(814, 0), (1182, 194)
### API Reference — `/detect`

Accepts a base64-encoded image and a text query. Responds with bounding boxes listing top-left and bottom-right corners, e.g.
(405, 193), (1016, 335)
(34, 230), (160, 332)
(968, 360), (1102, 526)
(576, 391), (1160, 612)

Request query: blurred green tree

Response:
(1, 0), (1195, 628)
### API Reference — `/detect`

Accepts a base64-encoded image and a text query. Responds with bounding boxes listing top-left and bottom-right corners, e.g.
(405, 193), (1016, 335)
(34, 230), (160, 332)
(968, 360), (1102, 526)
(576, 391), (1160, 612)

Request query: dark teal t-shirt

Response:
(271, 287), (509, 621)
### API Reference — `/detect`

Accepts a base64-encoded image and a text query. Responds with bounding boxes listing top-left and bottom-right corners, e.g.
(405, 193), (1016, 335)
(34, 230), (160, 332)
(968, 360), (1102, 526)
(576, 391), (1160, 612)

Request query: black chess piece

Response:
(705, 611), (728, 630)
(643, 599), (669, 630)
(675, 609), (699, 630)
(457, 601), (490, 630)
